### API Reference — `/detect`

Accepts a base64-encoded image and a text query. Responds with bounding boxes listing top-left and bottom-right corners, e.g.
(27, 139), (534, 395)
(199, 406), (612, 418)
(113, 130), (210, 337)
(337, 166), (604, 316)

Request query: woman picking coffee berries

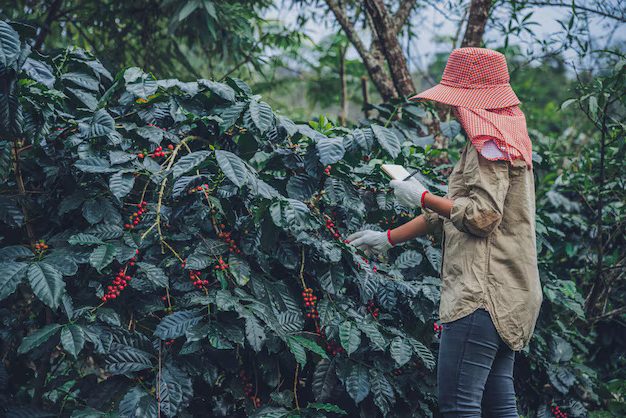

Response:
(347, 48), (543, 417)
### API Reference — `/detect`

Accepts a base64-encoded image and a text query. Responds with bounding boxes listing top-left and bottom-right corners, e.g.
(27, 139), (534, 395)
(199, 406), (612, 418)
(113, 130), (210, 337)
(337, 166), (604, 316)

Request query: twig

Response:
(293, 363), (300, 410)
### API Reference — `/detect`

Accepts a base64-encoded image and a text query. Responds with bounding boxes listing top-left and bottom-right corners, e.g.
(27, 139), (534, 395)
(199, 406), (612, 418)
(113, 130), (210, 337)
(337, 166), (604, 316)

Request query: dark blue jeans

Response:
(437, 307), (519, 417)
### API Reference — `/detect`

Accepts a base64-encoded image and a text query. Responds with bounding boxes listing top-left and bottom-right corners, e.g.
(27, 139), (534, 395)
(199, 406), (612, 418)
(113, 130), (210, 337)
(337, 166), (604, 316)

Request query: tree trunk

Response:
(461, 0), (492, 47)
(364, 0), (416, 97)
(361, 76), (370, 119)
(339, 46), (348, 126)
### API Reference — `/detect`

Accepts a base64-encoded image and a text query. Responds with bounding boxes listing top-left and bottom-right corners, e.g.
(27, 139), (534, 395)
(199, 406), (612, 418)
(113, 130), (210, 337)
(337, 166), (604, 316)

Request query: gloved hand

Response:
(346, 230), (393, 257)
(389, 178), (429, 209)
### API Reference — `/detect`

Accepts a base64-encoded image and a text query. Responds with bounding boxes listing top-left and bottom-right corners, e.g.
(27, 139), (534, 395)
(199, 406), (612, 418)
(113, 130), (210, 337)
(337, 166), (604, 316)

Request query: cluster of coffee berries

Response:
(125, 201), (148, 230)
(189, 270), (209, 289)
(366, 299), (380, 319)
(317, 326), (345, 356)
(302, 287), (319, 319)
(550, 403), (568, 418)
(218, 226), (241, 254)
(392, 368), (403, 376)
(161, 295), (173, 313)
(433, 321), (443, 338)
(34, 240), (49, 254)
(355, 256), (377, 273)
(324, 217), (343, 240)
(214, 256), (229, 271)
(152, 145), (166, 158)
(190, 183), (210, 194)
(137, 143), (174, 159)
(164, 339), (175, 347)
(323, 165), (332, 176)
(101, 251), (139, 302)
(239, 369), (262, 408)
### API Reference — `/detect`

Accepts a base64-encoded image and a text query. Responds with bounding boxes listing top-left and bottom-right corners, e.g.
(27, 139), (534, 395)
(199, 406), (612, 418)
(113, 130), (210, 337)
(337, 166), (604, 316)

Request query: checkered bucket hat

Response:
(409, 47), (520, 109)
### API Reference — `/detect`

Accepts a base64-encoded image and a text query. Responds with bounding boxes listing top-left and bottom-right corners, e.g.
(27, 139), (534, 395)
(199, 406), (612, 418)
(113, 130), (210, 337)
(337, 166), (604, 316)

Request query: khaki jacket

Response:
(423, 141), (543, 351)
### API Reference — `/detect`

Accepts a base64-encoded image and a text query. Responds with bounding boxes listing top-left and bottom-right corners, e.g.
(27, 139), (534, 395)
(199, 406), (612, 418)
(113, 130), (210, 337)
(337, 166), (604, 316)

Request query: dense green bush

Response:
(0, 21), (447, 417)
(1, 20), (623, 418)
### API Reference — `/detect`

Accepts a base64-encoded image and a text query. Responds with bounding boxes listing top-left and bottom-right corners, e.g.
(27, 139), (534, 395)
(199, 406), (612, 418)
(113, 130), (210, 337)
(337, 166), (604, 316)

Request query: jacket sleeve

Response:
(422, 208), (443, 235)
(449, 143), (510, 237)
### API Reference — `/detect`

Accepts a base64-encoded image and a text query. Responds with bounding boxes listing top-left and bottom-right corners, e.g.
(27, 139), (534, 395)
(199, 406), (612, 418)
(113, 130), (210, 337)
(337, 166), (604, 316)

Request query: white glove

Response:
(346, 230), (393, 257)
(389, 178), (429, 208)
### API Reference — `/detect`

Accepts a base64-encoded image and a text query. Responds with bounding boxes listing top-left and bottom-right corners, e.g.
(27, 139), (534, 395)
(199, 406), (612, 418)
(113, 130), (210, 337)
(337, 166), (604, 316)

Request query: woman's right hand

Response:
(389, 178), (429, 208)
(346, 229), (393, 257)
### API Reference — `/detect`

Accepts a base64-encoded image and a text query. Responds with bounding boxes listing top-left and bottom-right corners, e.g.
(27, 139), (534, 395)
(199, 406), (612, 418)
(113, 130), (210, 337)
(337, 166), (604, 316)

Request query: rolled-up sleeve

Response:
(422, 208), (443, 235)
(450, 144), (509, 237)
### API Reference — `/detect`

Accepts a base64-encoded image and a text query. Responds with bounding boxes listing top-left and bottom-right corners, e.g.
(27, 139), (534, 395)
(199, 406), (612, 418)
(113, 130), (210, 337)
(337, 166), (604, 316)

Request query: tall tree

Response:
(324, 0), (417, 101)
(461, 0), (492, 47)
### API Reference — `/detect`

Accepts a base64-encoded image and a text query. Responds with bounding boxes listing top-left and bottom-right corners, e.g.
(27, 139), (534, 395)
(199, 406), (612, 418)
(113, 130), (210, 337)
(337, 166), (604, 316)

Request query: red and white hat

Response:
(409, 47), (520, 109)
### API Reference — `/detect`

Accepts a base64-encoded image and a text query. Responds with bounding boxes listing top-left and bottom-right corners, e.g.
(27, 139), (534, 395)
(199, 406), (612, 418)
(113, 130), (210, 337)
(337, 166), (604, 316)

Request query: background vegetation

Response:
(0, 1), (624, 417)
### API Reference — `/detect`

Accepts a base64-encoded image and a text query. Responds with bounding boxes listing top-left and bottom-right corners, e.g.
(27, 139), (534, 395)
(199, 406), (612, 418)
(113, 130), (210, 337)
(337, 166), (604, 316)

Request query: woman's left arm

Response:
(427, 146), (510, 237)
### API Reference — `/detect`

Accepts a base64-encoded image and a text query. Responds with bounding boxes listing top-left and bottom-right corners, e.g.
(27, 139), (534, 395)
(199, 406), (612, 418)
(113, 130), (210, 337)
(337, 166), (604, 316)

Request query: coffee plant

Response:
(0, 21), (447, 417)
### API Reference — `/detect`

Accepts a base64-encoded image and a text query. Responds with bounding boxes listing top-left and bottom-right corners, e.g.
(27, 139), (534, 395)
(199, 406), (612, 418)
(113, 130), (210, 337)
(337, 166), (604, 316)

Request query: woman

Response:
(347, 48), (543, 417)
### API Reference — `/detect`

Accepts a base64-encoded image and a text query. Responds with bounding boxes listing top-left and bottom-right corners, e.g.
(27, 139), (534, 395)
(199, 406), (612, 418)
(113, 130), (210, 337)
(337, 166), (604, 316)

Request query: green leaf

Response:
(110, 150), (137, 165)
(560, 98), (577, 110)
(171, 150), (211, 178)
(89, 109), (115, 138)
(62, 72), (100, 91)
(286, 336), (307, 367)
(22, 58), (56, 89)
(75, 157), (117, 173)
(86, 224), (124, 240)
(215, 150), (248, 187)
(0, 261), (27, 300)
(307, 402), (347, 415)
(316, 136), (345, 165)
(588, 95), (598, 118)
(371, 125), (401, 158)
(68, 233), (104, 246)
(18, 324), (62, 354)
(109, 171), (135, 199)
(245, 316), (266, 352)
(289, 335), (329, 360)
(248, 100), (273, 134)
(106, 347), (153, 374)
(312, 359), (337, 401)
(137, 262), (169, 288)
(154, 310), (202, 339)
(124, 67), (157, 98)
(67, 87), (98, 111)
(390, 336), (412, 367)
(394, 250), (423, 269)
(216, 102), (246, 132)
(357, 322), (387, 351)
(0, 21), (20, 75)
(407, 338), (435, 370)
(345, 363), (370, 404)
(61, 324), (86, 358)
(89, 244), (116, 272)
(0, 245), (32, 260)
(0, 196), (24, 226)
(270, 199), (313, 232)
(27, 262), (65, 309)
(339, 321), (361, 356)
(119, 387), (158, 417)
(228, 255), (250, 286)
(199, 79), (236, 102)
(369, 369), (395, 415)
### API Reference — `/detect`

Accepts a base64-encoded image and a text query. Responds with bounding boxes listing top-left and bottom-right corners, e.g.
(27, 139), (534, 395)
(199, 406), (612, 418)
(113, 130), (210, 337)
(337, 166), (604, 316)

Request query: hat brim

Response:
(408, 83), (520, 109)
